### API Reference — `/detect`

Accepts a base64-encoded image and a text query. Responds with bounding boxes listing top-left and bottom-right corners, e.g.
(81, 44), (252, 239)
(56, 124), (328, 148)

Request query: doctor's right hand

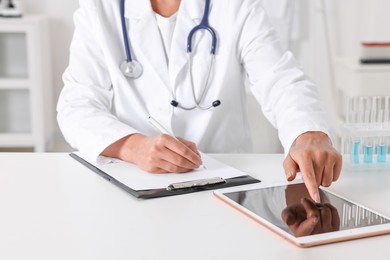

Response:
(101, 133), (203, 173)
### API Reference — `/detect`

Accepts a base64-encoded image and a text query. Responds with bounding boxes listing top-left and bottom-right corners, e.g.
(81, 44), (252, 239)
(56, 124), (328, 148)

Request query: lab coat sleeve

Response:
(57, 0), (138, 163)
(237, 0), (330, 156)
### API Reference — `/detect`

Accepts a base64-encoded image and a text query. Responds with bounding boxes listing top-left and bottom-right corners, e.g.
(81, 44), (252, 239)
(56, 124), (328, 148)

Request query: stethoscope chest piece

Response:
(120, 60), (143, 78)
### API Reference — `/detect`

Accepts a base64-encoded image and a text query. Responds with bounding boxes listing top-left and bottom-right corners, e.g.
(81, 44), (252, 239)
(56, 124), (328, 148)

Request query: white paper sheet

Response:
(75, 152), (248, 190)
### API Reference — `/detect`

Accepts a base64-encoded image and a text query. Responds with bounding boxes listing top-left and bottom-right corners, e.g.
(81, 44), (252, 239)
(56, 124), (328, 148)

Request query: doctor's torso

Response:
(59, 0), (314, 158)
(115, 0), (251, 152)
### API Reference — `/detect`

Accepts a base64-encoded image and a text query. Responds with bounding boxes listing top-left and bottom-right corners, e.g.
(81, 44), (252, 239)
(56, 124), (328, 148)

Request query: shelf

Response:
(0, 31), (28, 79)
(0, 15), (53, 152)
(0, 15), (48, 26)
(0, 134), (35, 146)
(336, 58), (390, 72)
(343, 156), (390, 172)
(335, 57), (390, 97)
(0, 89), (31, 133)
(0, 79), (31, 89)
(341, 124), (390, 138)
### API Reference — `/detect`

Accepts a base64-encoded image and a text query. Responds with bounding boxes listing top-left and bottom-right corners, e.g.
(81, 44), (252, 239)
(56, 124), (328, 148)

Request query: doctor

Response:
(57, 0), (342, 203)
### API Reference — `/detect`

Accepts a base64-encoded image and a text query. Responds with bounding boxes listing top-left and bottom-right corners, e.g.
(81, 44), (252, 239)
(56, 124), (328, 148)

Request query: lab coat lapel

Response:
(124, 0), (170, 89)
(169, 1), (203, 91)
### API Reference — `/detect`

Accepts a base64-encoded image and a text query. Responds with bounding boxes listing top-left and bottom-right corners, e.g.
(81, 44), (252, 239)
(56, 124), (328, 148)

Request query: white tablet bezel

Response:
(213, 181), (390, 248)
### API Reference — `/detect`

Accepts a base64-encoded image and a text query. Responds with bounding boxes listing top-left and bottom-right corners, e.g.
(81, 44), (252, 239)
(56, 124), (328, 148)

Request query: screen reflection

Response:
(224, 183), (390, 237)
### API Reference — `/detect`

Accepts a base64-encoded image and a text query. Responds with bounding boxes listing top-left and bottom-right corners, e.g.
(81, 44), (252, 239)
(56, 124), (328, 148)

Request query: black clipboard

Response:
(70, 153), (260, 199)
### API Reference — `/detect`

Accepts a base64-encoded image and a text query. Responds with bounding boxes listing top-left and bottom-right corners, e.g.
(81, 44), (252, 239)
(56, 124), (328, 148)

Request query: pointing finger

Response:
(299, 159), (321, 203)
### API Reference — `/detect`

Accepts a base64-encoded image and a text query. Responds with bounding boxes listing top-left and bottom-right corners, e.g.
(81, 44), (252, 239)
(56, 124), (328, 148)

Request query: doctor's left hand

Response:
(102, 133), (203, 173)
(283, 132), (342, 203)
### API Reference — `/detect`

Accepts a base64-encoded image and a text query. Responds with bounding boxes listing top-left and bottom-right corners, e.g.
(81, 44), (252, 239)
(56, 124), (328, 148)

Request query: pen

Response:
(148, 116), (206, 169)
(148, 116), (171, 135)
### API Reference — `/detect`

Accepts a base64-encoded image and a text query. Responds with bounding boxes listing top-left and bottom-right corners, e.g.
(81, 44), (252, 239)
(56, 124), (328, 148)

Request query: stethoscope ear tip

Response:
(170, 100), (179, 107)
(212, 100), (221, 107)
(170, 100), (221, 110)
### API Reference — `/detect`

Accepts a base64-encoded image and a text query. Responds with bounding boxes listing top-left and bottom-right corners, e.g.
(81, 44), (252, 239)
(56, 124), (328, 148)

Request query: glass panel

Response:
(224, 183), (390, 238)
(0, 32), (28, 78)
(0, 90), (31, 133)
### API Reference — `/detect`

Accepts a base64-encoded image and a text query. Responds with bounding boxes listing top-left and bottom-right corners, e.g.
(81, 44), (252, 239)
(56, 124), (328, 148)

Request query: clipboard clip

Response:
(167, 177), (226, 191)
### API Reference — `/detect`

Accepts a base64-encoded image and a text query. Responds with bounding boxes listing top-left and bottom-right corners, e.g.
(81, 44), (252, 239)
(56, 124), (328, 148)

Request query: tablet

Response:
(214, 182), (390, 247)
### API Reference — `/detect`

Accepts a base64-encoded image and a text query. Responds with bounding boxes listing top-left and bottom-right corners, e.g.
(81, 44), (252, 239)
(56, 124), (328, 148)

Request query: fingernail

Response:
(314, 192), (321, 203)
(286, 172), (293, 181)
(313, 217), (319, 223)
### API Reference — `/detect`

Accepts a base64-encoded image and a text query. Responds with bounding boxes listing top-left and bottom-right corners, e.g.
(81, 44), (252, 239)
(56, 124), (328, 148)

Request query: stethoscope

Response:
(119, 0), (221, 110)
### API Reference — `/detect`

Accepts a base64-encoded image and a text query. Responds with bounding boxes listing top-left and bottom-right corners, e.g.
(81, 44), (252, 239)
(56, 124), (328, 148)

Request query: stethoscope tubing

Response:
(120, 0), (132, 63)
(187, 0), (217, 55)
(187, 53), (216, 110)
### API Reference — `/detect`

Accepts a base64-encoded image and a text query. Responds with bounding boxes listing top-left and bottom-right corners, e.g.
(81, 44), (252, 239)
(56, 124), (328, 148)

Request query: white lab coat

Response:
(260, 0), (295, 51)
(57, 0), (329, 163)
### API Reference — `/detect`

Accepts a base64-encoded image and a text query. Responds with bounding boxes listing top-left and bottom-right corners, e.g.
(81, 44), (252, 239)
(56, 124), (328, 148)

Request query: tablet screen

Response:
(223, 183), (390, 238)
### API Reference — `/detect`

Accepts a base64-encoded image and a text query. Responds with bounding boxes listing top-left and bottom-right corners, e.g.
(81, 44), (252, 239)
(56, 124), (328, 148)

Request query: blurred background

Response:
(1, 0), (390, 155)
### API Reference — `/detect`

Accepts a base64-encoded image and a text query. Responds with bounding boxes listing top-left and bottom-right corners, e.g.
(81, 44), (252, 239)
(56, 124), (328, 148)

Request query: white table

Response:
(0, 153), (389, 260)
